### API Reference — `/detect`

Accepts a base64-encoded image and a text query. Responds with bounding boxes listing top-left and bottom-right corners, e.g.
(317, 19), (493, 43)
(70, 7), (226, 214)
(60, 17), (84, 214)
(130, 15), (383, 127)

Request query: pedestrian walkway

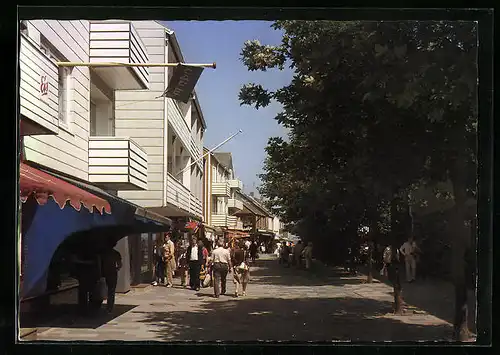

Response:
(24, 255), (466, 342)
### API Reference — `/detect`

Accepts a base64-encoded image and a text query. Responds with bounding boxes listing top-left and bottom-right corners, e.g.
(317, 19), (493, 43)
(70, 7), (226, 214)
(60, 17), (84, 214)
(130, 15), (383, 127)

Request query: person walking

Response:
(232, 245), (248, 297)
(177, 243), (188, 287)
(249, 241), (258, 263)
(303, 242), (314, 270)
(163, 232), (176, 288)
(400, 236), (420, 283)
(186, 236), (203, 291)
(100, 240), (122, 313)
(152, 237), (165, 286)
(211, 238), (232, 298)
(294, 240), (304, 268)
(72, 249), (100, 315)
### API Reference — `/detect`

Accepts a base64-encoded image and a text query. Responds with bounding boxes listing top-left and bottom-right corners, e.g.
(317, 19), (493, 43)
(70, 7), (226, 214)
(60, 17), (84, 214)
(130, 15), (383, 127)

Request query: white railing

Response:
(228, 198), (243, 211)
(89, 136), (148, 190)
(166, 173), (191, 213)
(167, 100), (202, 169)
(89, 21), (149, 89)
(212, 214), (228, 227)
(19, 34), (59, 135)
(212, 181), (230, 197)
(228, 179), (243, 191)
(190, 193), (203, 218)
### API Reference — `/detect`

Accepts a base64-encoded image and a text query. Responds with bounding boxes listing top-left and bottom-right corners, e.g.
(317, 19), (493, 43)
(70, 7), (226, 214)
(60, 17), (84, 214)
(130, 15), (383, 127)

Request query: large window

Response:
(40, 36), (72, 128)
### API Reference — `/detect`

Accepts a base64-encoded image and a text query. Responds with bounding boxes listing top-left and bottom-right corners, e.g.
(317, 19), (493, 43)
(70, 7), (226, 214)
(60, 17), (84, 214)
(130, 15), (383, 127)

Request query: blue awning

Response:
(20, 166), (172, 299)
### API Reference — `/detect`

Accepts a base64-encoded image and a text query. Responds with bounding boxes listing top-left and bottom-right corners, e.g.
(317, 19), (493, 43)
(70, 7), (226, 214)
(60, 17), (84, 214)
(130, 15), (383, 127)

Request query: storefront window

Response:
(140, 233), (149, 274)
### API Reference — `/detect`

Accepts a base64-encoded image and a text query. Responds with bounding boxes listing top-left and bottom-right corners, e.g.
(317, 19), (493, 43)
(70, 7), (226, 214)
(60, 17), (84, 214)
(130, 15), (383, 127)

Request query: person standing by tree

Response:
(302, 242), (314, 270)
(400, 236), (421, 283)
(211, 238), (232, 298)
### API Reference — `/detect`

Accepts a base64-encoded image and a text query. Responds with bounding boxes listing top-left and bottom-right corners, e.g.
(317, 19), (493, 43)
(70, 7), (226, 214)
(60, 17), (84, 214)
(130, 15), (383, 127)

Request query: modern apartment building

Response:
(115, 21), (205, 223)
(18, 19), (206, 301)
(202, 148), (244, 240)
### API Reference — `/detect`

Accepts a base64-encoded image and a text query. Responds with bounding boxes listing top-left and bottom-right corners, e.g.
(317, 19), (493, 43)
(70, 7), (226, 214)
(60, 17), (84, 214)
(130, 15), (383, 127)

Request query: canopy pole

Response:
(56, 62), (216, 69)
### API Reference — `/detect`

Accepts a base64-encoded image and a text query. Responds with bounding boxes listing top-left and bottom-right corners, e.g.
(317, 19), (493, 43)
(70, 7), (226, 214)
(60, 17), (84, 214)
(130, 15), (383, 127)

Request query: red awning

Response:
(19, 162), (111, 214)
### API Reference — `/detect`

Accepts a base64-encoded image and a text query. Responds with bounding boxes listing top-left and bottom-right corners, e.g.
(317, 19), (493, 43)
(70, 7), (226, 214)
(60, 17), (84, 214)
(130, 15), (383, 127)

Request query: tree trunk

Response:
(390, 195), (404, 314)
(367, 246), (373, 283)
(450, 157), (472, 341)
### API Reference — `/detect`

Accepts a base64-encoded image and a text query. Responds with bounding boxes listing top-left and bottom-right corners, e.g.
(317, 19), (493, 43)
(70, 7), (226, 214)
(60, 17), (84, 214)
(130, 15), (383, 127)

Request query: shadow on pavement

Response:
(250, 259), (367, 287)
(358, 266), (477, 334)
(133, 296), (454, 342)
(21, 304), (137, 330)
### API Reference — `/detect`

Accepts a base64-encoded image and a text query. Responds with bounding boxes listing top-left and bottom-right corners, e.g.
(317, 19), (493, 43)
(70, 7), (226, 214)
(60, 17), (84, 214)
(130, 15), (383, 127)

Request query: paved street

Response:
(25, 255), (464, 342)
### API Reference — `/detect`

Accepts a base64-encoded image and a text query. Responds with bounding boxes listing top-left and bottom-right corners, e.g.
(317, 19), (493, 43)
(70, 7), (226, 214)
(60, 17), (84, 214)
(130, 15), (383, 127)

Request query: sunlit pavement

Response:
(25, 255), (469, 342)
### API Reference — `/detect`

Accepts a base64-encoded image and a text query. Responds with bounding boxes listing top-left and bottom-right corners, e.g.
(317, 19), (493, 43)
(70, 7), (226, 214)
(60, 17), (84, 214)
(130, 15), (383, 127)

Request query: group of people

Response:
(152, 233), (252, 298)
(380, 236), (422, 283)
(277, 240), (314, 270)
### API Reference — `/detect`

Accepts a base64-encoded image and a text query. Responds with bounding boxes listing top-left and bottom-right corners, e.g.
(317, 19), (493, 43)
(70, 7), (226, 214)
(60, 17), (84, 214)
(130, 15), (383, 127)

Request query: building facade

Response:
(18, 19), (205, 302)
(202, 149), (245, 241)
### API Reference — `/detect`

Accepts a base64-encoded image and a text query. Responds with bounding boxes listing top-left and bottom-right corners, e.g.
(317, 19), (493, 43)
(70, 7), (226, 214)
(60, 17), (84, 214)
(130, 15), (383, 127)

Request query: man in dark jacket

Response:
(100, 240), (122, 313)
(186, 236), (204, 291)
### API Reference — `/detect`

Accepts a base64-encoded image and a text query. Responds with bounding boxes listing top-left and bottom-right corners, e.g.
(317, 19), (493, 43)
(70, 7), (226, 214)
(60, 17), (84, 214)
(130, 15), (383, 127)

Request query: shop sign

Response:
(40, 74), (49, 99)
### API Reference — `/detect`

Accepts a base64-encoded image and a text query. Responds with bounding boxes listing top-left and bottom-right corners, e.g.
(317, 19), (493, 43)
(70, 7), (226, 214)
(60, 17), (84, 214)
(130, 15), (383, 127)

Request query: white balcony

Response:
(89, 21), (149, 90)
(212, 214), (228, 227)
(19, 34), (59, 136)
(166, 174), (203, 218)
(228, 198), (243, 211)
(167, 100), (202, 169)
(88, 136), (148, 190)
(227, 216), (243, 230)
(190, 194), (203, 219)
(228, 179), (243, 191)
(212, 181), (230, 197)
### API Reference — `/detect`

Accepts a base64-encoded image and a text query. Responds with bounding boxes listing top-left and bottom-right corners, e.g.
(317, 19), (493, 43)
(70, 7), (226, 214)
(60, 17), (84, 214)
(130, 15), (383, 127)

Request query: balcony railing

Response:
(19, 34), (59, 136)
(212, 181), (230, 197)
(167, 100), (202, 169)
(228, 198), (243, 211)
(89, 136), (148, 190)
(89, 21), (149, 90)
(166, 173), (203, 218)
(227, 216), (243, 230)
(212, 214), (228, 227)
(228, 179), (243, 191)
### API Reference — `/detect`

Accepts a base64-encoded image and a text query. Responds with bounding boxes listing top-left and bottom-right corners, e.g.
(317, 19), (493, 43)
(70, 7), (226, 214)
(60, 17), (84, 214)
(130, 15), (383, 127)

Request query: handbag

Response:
(202, 272), (211, 288)
(199, 265), (206, 281)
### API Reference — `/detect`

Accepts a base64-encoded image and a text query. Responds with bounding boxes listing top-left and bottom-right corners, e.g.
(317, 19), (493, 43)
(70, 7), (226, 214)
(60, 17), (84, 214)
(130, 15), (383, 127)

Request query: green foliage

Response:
(239, 20), (477, 253)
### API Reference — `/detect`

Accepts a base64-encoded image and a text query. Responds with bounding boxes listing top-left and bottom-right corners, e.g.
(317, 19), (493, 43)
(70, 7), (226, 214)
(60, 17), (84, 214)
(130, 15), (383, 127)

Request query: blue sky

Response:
(163, 21), (293, 195)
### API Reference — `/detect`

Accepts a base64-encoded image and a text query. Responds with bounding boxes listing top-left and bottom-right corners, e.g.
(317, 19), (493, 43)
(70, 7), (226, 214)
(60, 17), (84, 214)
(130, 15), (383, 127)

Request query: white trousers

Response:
(405, 256), (417, 281)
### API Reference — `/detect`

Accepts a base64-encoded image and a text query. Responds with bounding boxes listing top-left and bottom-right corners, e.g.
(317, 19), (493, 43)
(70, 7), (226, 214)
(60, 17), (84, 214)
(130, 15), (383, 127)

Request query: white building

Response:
(114, 21), (205, 221)
(18, 19), (206, 295)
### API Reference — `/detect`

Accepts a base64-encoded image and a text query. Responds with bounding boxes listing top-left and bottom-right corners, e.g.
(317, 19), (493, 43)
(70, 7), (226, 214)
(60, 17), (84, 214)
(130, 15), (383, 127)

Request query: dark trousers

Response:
(77, 275), (98, 313)
(105, 272), (118, 311)
(212, 262), (229, 297)
(156, 260), (166, 283)
(189, 261), (201, 289)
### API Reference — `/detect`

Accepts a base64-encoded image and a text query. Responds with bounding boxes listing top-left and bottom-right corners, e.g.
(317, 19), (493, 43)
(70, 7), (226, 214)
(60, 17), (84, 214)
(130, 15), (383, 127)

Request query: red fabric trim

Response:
(19, 162), (111, 214)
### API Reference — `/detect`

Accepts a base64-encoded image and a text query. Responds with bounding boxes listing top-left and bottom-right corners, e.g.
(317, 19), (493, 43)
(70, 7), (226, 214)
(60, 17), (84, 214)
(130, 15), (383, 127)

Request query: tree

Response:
(240, 20), (477, 340)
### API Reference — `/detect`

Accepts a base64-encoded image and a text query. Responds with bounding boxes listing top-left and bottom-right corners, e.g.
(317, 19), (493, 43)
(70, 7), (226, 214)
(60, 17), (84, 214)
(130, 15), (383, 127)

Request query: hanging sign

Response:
(160, 64), (204, 103)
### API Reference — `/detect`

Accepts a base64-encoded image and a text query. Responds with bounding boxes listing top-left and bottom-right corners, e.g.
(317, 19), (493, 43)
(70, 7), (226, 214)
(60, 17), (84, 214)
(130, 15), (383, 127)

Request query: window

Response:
(40, 36), (72, 128)
(90, 101), (97, 136)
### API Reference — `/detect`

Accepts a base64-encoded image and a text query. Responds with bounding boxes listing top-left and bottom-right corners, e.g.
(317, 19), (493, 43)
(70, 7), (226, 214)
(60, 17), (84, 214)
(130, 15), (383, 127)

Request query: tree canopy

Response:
(239, 20), (476, 242)
(239, 20), (478, 339)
